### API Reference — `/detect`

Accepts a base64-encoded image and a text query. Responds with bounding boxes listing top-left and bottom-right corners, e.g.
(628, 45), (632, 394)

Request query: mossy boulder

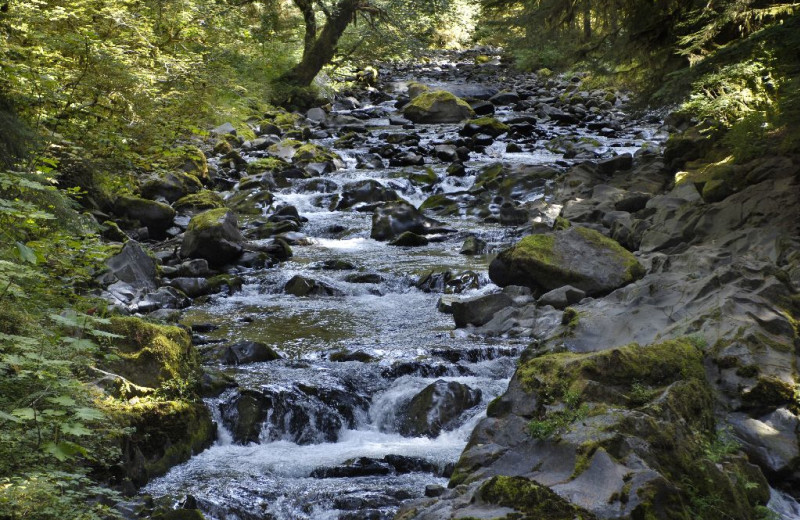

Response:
(489, 227), (644, 296)
(140, 170), (203, 203)
(103, 316), (199, 390)
(294, 143), (342, 166)
(246, 157), (289, 176)
(115, 399), (214, 487)
(478, 476), (596, 520)
(403, 90), (475, 124)
(114, 195), (176, 232)
(419, 194), (460, 216)
(407, 81), (430, 99)
(181, 208), (244, 267)
(460, 117), (511, 138)
(389, 231), (429, 247)
(173, 146), (210, 184)
(173, 191), (225, 213)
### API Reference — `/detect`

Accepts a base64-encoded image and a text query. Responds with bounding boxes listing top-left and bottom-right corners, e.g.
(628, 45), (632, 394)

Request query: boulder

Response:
(489, 227), (644, 296)
(105, 241), (158, 291)
(218, 341), (281, 365)
(284, 275), (342, 297)
(180, 209), (243, 267)
(398, 380), (482, 438)
(538, 285), (586, 310)
(371, 201), (450, 241)
(389, 231), (429, 247)
(140, 171), (202, 203)
(115, 195), (176, 232)
(336, 179), (398, 210)
(451, 292), (514, 328)
(403, 90), (475, 123)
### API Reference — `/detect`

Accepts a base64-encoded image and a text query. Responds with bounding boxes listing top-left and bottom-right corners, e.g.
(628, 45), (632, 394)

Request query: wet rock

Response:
(416, 270), (480, 294)
(337, 180), (399, 210)
(403, 90), (475, 123)
(344, 272), (384, 284)
(460, 117), (510, 138)
(389, 151), (425, 167)
(489, 91), (521, 105)
(398, 380), (482, 438)
(329, 349), (375, 363)
(311, 457), (392, 478)
(284, 275), (343, 297)
(460, 235), (487, 255)
(370, 201), (451, 241)
(309, 259), (356, 271)
(106, 241), (158, 291)
(180, 209), (244, 267)
(446, 162), (467, 177)
(451, 292), (514, 328)
(167, 277), (211, 298)
(433, 144), (458, 162)
(198, 369), (237, 398)
(389, 231), (429, 247)
(219, 389), (269, 444)
(134, 286), (191, 313)
(217, 341), (281, 365)
(489, 227), (644, 296)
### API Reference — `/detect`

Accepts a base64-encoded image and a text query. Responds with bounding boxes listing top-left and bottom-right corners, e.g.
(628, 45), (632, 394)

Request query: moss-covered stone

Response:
(419, 194), (460, 216)
(463, 117), (510, 137)
(172, 146), (209, 184)
(114, 195), (176, 231)
(403, 90), (475, 123)
(104, 317), (199, 390)
(489, 226), (644, 296)
(246, 157), (289, 175)
(113, 399), (215, 487)
(227, 189), (274, 215)
(140, 170), (203, 203)
(407, 81), (430, 99)
(479, 476), (597, 519)
(294, 143), (341, 164)
(174, 191), (225, 212)
(181, 208), (244, 266)
(406, 167), (438, 186)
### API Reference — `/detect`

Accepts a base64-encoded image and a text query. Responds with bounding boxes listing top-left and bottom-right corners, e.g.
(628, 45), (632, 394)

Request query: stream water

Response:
(143, 55), (665, 519)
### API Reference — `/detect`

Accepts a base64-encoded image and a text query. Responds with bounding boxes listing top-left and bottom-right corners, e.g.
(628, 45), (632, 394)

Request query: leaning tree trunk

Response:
(292, 0), (317, 60)
(282, 0), (362, 86)
(583, 0), (592, 41)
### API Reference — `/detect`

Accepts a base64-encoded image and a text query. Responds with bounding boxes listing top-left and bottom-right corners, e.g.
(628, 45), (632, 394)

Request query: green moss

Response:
(573, 226), (645, 280)
(468, 117), (511, 135)
(246, 157), (289, 175)
(553, 216), (571, 230)
(407, 167), (438, 186)
(294, 143), (341, 164)
(206, 274), (243, 294)
(518, 338), (705, 398)
(479, 476), (597, 519)
(152, 510), (207, 520)
(111, 399), (214, 483)
(406, 90), (474, 113)
(186, 208), (231, 232)
(170, 146), (209, 184)
(174, 191), (225, 212)
(407, 81), (430, 98)
(104, 317), (198, 390)
(419, 193), (458, 213)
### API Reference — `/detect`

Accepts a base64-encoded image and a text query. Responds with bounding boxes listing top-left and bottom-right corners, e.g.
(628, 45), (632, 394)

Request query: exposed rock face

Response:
(398, 380), (482, 438)
(180, 208), (243, 266)
(489, 227), (644, 296)
(403, 90), (475, 123)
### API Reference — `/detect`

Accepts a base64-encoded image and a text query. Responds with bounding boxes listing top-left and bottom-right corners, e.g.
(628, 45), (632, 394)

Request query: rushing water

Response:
(144, 57), (666, 519)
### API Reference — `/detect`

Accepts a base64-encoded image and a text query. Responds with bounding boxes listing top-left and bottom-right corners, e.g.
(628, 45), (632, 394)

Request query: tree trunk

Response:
(293, 0), (317, 60)
(282, 0), (362, 86)
(583, 0), (592, 41)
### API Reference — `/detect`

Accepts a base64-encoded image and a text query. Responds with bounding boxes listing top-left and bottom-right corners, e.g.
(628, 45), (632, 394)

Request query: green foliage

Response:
(528, 389), (589, 439)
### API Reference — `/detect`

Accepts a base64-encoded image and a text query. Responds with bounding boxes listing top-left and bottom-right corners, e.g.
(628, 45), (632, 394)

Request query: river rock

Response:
(460, 235), (487, 255)
(489, 227), (644, 296)
(398, 380), (482, 438)
(370, 201), (449, 241)
(219, 341), (281, 365)
(105, 240), (158, 291)
(284, 275), (342, 297)
(180, 208), (244, 267)
(219, 389), (269, 444)
(115, 195), (176, 233)
(140, 170), (203, 203)
(402, 90), (475, 123)
(538, 285), (586, 310)
(389, 231), (429, 247)
(337, 179), (399, 210)
(451, 292), (514, 327)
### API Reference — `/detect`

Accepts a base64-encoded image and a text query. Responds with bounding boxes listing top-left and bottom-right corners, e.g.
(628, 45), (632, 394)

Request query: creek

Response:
(143, 53), (664, 520)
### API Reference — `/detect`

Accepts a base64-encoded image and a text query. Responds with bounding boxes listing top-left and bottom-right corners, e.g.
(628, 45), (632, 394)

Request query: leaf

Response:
(15, 242), (38, 264)
(11, 407), (36, 420)
(0, 410), (22, 423)
(60, 422), (91, 436)
(47, 395), (77, 407)
(44, 440), (87, 461)
(73, 407), (104, 421)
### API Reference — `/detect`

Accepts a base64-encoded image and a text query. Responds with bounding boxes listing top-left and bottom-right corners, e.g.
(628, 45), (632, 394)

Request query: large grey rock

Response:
(336, 179), (398, 210)
(451, 293), (514, 328)
(140, 171), (202, 203)
(180, 208), (243, 267)
(489, 227), (644, 296)
(370, 201), (451, 241)
(398, 380), (482, 438)
(105, 241), (158, 291)
(115, 195), (176, 232)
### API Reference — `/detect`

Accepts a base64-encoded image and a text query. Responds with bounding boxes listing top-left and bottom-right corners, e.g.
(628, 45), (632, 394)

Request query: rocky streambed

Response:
(95, 50), (800, 520)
